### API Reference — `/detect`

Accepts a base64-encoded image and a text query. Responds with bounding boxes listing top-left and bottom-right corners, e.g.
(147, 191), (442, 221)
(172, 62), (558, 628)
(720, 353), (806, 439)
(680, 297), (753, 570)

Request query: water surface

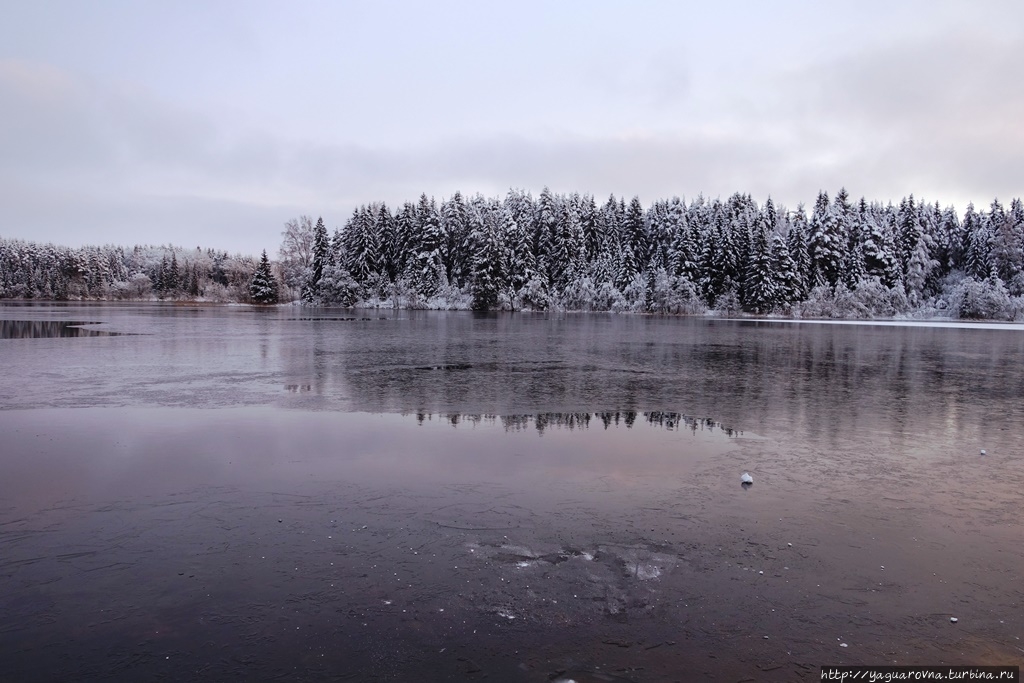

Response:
(1, 303), (1022, 681)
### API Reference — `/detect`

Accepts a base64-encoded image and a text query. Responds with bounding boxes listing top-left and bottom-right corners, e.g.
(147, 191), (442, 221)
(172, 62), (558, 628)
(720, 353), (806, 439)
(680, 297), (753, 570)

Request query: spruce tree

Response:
(744, 221), (776, 313)
(249, 250), (279, 304)
(808, 191), (844, 287)
(470, 216), (506, 311)
(302, 217), (329, 303)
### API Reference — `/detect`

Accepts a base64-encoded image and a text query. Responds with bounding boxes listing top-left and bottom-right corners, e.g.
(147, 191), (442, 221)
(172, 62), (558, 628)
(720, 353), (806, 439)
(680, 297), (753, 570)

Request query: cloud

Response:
(785, 29), (1024, 206)
(4, 22), (1024, 259)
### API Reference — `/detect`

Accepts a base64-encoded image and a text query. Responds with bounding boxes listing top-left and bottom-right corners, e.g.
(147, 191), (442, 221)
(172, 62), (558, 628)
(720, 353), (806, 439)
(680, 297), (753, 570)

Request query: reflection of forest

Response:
(413, 410), (736, 435)
(0, 320), (116, 338)
(278, 314), (1024, 450)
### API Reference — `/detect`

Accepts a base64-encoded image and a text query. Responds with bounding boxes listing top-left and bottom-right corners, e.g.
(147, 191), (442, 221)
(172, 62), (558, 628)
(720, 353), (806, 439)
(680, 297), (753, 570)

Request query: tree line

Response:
(3, 188), (1023, 319)
(0, 241), (269, 302)
(285, 189), (1024, 320)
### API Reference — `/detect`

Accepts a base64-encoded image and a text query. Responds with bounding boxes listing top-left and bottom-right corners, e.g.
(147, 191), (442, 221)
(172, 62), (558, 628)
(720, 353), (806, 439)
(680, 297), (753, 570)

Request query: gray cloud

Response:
(785, 29), (1024, 206)
(4, 21), (1024, 258)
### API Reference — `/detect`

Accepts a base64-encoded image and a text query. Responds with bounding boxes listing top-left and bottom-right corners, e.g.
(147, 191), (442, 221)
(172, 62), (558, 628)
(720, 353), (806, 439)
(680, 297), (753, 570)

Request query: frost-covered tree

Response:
(905, 233), (938, 305)
(771, 232), (800, 307)
(377, 203), (398, 282)
(249, 250), (279, 304)
(743, 221), (776, 313)
(279, 215), (314, 290)
(343, 206), (382, 286)
(302, 217), (330, 303)
(442, 192), (470, 287)
(808, 191), (844, 287)
(988, 199), (1022, 288)
(470, 209), (506, 311)
(624, 196), (648, 268)
(412, 194), (446, 296)
(861, 208), (899, 287)
(550, 195), (584, 290)
(787, 205), (811, 298)
(964, 204), (992, 280)
(534, 187), (559, 283)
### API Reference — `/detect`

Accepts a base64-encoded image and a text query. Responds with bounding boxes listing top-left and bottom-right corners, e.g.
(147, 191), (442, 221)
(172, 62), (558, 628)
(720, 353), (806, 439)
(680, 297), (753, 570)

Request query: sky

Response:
(2, 0), (1022, 256)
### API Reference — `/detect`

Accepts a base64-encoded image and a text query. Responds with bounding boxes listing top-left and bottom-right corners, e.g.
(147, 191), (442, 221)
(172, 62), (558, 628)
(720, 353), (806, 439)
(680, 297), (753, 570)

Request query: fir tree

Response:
(470, 214), (506, 311)
(786, 206), (811, 298)
(249, 250), (279, 304)
(302, 217), (329, 303)
(625, 196), (648, 267)
(744, 221), (776, 313)
(808, 191), (844, 287)
(413, 194), (445, 296)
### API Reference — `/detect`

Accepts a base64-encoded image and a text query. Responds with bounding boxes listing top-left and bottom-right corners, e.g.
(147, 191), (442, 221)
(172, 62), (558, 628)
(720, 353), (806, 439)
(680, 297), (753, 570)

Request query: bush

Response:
(950, 277), (1016, 320)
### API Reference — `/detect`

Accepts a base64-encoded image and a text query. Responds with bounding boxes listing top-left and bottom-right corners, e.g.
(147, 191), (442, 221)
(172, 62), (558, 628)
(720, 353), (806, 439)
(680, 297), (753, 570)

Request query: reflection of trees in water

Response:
(0, 320), (115, 338)
(278, 314), (1024, 448)
(411, 410), (738, 435)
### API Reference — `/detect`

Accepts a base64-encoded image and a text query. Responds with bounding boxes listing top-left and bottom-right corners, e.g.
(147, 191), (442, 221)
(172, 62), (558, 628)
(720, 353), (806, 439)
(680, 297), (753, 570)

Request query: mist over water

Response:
(2, 303), (1023, 681)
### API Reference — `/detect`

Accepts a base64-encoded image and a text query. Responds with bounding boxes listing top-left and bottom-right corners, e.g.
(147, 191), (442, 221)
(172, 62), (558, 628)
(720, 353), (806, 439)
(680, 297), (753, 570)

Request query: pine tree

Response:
(744, 221), (776, 313)
(249, 250), (279, 304)
(551, 195), (583, 290)
(667, 199), (698, 282)
(470, 212), (506, 311)
(394, 202), (417, 280)
(412, 195), (445, 296)
(167, 252), (180, 297)
(343, 206), (382, 286)
(771, 233), (800, 306)
(535, 187), (559, 284)
(905, 233), (938, 305)
(988, 199), (1022, 285)
(787, 206), (811, 298)
(442, 192), (470, 287)
(302, 216), (329, 303)
(503, 207), (535, 297)
(580, 194), (600, 262)
(624, 196), (648, 267)
(808, 191), (844, 287)
(862, 210), (899, 287)
(895, 195), (922, 279)
(377, 203), (398, 282)
(965, 205), (992, 280)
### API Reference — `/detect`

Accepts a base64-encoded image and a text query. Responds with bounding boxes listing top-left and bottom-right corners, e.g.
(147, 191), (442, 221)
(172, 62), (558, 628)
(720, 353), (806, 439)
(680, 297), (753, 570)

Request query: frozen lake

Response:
(1, 303), (1023, 681)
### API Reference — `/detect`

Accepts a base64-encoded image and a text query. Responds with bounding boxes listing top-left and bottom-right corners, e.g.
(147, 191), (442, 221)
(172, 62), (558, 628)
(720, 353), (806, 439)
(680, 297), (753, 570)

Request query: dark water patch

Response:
(413, 362), (474, 371)
(0, 320), (124, 339)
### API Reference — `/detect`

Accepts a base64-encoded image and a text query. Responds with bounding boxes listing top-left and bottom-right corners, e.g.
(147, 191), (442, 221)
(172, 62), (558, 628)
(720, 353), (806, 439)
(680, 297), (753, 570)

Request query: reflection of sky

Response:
(0, 407), (737, 517)
(2, 2), (1023, 254)
(2, 306), (1024, 459)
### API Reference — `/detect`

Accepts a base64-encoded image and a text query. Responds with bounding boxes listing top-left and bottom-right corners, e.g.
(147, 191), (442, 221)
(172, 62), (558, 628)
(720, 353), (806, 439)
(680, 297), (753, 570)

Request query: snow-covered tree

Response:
(808, 191), (844, 287)
(278, 215), (314, 290)
(302, 216), (330, 303)
(743, 221), (776, 313)
(249, 250), (279, 304)
(470, 209), (506, 311)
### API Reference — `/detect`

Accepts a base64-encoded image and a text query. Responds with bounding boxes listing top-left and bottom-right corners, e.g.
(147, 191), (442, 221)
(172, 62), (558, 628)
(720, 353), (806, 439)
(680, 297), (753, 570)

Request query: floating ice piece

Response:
(741, 472), (753, 485)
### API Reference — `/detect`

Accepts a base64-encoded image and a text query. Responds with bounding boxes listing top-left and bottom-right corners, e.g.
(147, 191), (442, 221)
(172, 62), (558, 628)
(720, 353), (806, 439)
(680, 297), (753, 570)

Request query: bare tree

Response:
(279, 215), (315, 289)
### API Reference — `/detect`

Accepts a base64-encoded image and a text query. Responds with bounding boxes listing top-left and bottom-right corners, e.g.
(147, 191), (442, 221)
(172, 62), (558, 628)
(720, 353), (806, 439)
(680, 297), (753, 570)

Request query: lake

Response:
(1, 303), (1023, 681)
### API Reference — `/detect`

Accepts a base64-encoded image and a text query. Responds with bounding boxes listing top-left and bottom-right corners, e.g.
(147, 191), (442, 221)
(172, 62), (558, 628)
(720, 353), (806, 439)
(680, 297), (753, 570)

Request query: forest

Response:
(3, 188), (1024, 320)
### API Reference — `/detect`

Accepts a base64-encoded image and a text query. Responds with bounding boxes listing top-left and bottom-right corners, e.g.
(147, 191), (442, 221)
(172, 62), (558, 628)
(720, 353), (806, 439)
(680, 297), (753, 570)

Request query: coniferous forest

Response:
(3, 188), (1024, 320)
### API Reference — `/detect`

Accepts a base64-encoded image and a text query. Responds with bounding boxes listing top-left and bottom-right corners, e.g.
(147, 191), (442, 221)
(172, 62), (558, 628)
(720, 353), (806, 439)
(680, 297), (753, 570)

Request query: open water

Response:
(1, 303), (1022, 681)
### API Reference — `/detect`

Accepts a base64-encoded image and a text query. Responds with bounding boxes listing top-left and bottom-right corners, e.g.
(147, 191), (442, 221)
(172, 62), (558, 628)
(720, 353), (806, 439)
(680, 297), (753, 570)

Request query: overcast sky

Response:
(2, 0), (1022, 255)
